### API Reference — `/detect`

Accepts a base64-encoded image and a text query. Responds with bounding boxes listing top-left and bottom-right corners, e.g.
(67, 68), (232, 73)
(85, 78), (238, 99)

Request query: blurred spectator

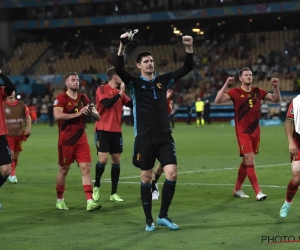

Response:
(261, 101), (270, 119)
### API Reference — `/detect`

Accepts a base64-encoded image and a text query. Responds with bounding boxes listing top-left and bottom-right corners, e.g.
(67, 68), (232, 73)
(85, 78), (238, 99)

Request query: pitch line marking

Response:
(100, 181), (287, 188)
(100, 163), (288, 181)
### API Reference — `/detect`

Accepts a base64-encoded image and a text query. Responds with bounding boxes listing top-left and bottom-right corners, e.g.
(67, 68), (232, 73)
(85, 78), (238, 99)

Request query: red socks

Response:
(246, 165), (260, 194)
(10, 161), (16, 176)
(56, 184), (65, 199)
(286, 180), (299, 202)
(83, 185), (93, 200)
(235, 164), (247, 191)
(56, 185), (93, 200)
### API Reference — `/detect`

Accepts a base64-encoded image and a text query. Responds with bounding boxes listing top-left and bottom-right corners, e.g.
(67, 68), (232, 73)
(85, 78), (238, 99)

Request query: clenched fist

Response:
(225, 77), (235, 86)
(271, 78), (279, 87)
(182, 36), (193, 46)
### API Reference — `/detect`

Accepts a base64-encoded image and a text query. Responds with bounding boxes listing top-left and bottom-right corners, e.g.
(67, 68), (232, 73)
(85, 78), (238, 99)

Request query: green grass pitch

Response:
(1, 122), (300, 250)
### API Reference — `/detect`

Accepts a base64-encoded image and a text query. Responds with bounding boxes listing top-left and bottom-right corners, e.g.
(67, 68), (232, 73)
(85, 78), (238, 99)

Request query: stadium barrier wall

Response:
(12, 1), (300, 29)
(230, 119), (282, 127)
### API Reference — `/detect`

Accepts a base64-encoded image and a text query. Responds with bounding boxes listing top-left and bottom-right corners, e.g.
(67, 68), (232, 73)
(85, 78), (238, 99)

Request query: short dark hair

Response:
(106, 67), (116, 81)
(64, 72), (78, 81)
(239, 67), (251, 77)
(136, 51), (152, 63)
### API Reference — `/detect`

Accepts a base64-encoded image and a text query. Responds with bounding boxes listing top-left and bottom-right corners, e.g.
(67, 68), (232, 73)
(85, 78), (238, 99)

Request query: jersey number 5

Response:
(249, 99), (253, 108)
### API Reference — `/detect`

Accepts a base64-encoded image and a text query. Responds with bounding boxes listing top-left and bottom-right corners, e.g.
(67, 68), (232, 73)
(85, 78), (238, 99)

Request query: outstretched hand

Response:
(166, 89), (173, 99)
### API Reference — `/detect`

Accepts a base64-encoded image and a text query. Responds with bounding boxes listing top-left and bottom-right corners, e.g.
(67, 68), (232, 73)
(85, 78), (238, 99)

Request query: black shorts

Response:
(132, 133), (177, 170)
(196, 111), (203, 118)
(95, 130), (123, 154)
(0, 135), (12, 166)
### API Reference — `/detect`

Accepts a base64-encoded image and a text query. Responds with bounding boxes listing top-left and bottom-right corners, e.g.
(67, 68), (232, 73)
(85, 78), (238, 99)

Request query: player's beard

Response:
(244, 79), (252, 85)
(146, 68), (154, 75)
(70, 86), (79, 92)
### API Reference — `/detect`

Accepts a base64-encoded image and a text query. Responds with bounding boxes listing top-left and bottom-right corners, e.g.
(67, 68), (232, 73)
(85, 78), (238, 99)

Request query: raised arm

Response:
(171, 36), (194, 82)
(100, 83), (126, 109)
(215, 77), (234, 104)
(264, 78), (281, 103)
(0, 70), (15, 96)
(114, 33), (135, 85)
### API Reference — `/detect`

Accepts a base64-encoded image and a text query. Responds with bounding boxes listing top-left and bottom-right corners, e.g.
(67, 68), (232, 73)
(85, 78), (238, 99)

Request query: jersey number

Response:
(152, 89), (157, 99)
(75, 108), (79, 113)
(249, 99), (253, 108)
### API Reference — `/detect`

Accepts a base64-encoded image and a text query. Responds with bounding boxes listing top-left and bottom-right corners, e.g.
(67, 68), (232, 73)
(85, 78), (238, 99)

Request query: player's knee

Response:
(111, 155), (120, 164)
(99, 154), (108, 164)
(292, 173), (300, 185)
(141, 176), (152, 184)
(167, 171), (178, 181)
(82, 169), (90, 177)
(60, 166), (70, 176)
(141, 171), (152, 184)
(244, 155), (254, 165)
(79, 163), (91, 176)
(1, 164), (11, 176)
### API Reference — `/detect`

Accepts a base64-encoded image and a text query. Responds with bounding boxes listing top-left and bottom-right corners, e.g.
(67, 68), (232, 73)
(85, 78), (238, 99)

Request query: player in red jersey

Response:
(93, 67), (132, 202)
(151, 89), (173, 200)
(0, 70), (15, 209)
(5, 91), (31, 183)
(215, 67), (281, 200)
(279, 99), (300, 217)
(53, 72), (101, 211)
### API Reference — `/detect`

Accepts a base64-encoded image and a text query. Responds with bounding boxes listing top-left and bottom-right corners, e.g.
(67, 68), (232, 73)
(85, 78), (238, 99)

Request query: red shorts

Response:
(236, 133), (260, 157)
(58, 133), (91, 166)
(6, 136), (23, 152)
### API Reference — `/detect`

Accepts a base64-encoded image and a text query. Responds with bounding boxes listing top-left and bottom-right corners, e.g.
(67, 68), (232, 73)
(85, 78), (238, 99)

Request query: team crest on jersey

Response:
(53, 99), (58, 105)
(248, 94), (251, 98)
(157, 83), (162, 89)
(5, 108), (10, 114)
(240, 94), (244, 98)
(290, 108), (294, 115)
(67, 102), (72, 106)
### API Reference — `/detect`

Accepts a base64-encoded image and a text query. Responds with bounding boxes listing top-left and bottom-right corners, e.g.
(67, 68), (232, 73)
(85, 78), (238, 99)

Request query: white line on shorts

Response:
(94, 162), (288, 182)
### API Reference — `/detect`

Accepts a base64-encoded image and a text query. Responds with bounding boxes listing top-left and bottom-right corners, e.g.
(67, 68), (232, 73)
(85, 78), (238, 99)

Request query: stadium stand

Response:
(5, 42), (51, 75)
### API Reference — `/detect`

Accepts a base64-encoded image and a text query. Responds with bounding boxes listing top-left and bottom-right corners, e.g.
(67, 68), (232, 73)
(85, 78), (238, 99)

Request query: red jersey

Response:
(286, 101), (300, 145)
(54, 92), (90, 145)
(95, 84), (130, 132)
(0, 87), (8, 136)
(226, 86), (268, 135)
